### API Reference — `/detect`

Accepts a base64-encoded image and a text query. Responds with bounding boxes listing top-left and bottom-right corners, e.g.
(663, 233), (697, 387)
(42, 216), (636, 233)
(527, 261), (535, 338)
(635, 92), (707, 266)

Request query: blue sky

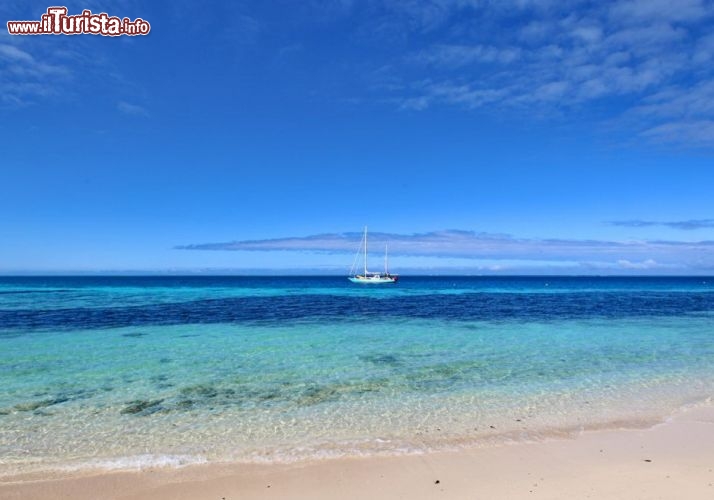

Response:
(1, 0), (713, 274)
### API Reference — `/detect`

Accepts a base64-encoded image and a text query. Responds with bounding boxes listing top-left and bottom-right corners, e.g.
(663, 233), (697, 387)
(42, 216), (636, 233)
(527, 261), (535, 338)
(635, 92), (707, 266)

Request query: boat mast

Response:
(385, 244), (388, 274)
(364, 226), (368, 275)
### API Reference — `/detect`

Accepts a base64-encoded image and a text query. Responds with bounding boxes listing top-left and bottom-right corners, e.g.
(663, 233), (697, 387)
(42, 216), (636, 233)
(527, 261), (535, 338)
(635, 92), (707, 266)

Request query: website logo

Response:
(7, 7), (151, 36)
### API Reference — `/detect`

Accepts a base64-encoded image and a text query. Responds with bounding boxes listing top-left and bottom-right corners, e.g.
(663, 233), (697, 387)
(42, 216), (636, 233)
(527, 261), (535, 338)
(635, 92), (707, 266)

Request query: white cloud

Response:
(571, 25), (603, 43)
(693, 33), (714, 62)
(0, 42), (71, 106)
(605, 23), (688, 52)
(519, 20), (552, 42)
(378, 1), (714, 147)
(610, 219), (714, 230)
(617, 259), (664, 270)
(177, 229), (714, 272)
(419, 81), (512, 108)
(534, 81), (569, 101)
(609, 0), (713, 24)
(400, 95), (430, 110)
(634, 80), (714, 119)
(0, 44), (33, 63)
(117, 100), (149, 117)
(640, 120), (714, 146)
(1, 2), (147, 109)
(413, 44), (522, 67)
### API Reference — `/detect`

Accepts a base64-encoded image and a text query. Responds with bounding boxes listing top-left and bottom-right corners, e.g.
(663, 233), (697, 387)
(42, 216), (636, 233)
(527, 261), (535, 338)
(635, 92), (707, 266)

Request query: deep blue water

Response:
(1, 276), (713, 474)
(2, 276), (713, 331)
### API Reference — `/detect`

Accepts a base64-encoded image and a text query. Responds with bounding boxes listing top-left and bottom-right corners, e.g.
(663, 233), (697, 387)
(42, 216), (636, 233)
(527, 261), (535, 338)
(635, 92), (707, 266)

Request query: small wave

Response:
(0, 454), (210, 480)
(55, 454), (208, 474)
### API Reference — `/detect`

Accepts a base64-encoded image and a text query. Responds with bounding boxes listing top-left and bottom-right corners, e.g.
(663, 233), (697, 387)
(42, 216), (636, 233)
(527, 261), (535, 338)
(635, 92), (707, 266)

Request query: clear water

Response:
(1, 276), (713, 476)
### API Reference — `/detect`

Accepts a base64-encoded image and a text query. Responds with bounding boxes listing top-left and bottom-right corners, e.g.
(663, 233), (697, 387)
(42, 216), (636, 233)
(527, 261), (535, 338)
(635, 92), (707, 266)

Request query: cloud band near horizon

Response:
(609, 219), (714, 230)
(176, 229), (714, 271)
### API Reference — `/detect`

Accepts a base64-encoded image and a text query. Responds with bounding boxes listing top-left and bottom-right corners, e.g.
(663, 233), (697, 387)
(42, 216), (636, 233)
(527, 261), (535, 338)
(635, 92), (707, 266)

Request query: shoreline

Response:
(2, 402), (712, 500)
(1, 394), (707, 481)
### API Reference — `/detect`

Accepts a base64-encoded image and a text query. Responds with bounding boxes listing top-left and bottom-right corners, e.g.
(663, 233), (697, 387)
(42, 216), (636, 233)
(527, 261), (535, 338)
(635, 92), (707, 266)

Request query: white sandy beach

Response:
(2, 403), (712, 500)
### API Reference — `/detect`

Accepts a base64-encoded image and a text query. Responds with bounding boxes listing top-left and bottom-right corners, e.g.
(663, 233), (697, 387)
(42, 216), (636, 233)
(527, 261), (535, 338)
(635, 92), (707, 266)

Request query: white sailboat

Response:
(348, 227), (398, 284)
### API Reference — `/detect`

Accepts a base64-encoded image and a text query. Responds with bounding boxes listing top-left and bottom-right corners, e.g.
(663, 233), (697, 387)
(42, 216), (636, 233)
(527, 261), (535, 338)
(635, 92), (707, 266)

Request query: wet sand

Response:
(1, 404), (712, 500)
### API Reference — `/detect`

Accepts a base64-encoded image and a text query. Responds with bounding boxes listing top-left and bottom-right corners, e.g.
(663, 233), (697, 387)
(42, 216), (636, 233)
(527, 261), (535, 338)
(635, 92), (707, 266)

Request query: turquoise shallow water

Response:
(0, 276), (713, 475)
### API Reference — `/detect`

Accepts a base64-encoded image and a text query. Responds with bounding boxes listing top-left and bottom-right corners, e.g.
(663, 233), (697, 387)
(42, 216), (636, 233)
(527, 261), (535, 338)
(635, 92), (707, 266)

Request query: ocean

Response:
(1, 276), (713, 476)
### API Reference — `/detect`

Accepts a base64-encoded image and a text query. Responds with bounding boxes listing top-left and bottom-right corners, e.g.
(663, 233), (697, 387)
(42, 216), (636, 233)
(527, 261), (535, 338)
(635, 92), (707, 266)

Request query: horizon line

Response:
(1, 272), (713, 278)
